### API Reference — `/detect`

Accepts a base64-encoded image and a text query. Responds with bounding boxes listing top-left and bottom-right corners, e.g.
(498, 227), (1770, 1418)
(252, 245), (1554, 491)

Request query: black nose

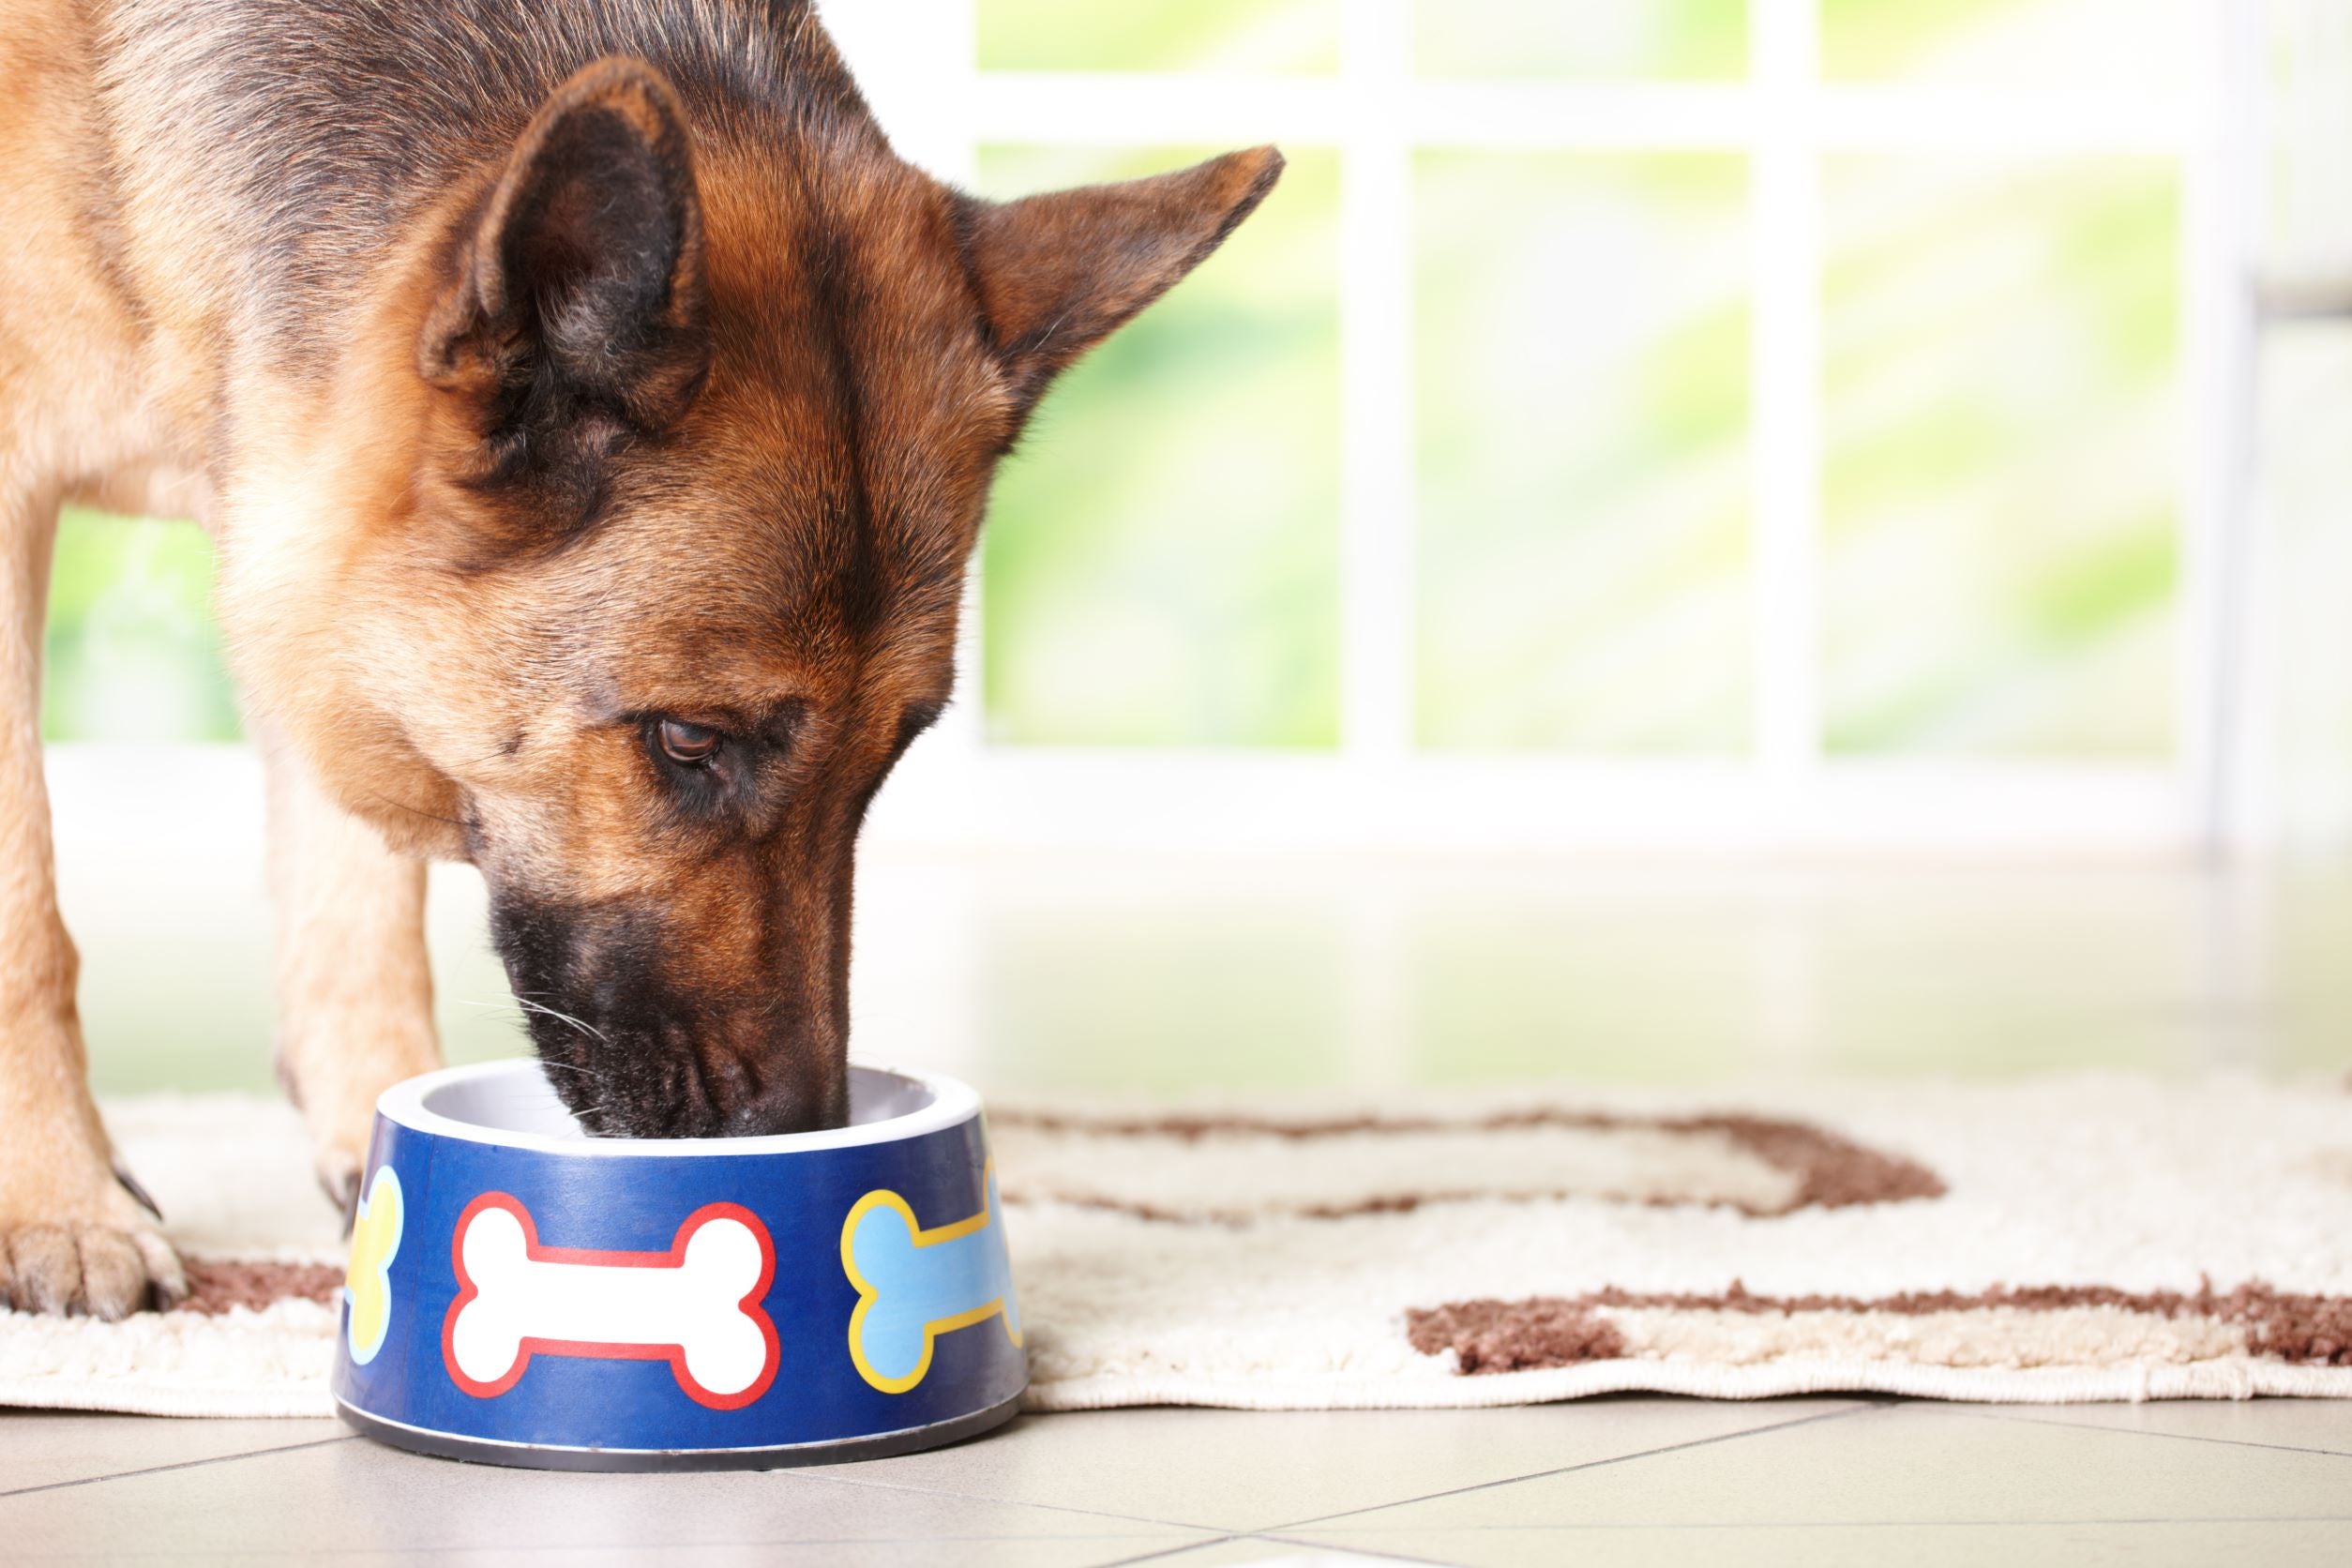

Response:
(716, 1075), (847, 1138)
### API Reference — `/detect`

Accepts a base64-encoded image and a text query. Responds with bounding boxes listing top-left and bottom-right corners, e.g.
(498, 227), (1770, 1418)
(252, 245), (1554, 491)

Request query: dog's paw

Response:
(315, 1144), (365, 1235)
(0, 1202), (187, 1319)
(276, 1016), (431, 1236)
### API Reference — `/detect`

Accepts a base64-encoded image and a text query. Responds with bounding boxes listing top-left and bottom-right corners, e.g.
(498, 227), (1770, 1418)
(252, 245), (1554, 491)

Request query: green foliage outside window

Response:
(45, 510), (240, 743)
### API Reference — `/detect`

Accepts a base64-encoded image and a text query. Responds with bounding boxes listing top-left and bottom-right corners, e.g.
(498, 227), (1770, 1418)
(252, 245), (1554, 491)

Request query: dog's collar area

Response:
(379, 1060), (972, 1155)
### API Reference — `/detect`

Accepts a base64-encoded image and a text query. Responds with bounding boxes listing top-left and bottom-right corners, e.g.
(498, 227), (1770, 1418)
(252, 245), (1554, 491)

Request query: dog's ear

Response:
(957, 146), (1284, 416)
(418, 56), (711, 532)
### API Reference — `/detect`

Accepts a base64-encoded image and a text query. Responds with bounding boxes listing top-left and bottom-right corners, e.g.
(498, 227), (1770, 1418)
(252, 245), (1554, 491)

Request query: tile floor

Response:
(4, 1396), (2352, 1564)
(11, 833), (2352, 1562)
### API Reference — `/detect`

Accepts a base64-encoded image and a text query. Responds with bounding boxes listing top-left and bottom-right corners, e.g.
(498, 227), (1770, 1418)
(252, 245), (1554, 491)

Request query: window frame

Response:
(822, 0), (2255, 853)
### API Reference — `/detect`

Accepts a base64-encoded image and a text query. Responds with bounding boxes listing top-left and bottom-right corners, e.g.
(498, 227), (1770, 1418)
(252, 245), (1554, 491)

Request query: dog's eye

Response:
(655, 718), (723, 766)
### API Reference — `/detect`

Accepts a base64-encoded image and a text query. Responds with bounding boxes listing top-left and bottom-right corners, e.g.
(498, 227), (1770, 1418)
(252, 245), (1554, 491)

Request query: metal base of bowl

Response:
(336, 1393), (1024, 1472)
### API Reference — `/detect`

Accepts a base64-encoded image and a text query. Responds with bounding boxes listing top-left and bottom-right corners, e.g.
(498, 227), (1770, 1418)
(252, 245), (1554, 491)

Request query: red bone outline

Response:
(442, 1193), (780, 1410)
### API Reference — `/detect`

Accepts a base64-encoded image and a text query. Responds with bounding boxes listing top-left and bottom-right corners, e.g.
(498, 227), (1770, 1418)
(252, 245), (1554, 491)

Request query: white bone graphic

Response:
(443, 1195), (779, 1410)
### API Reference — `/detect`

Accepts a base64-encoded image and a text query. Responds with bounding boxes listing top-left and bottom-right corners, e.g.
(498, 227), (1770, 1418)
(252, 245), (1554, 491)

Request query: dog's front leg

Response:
(0, 487), (186, 1316)
(260, 725), (443, 1215)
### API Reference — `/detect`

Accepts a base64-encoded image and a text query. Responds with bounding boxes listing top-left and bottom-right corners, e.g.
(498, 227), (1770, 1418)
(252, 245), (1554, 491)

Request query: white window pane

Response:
(1823, 157), (2181, 758)
(978, 0), (1339, 74)
(1416, 153), (1753, 754)
(1820, 0), (2193, 89)
(1415, 0), (1747, 81)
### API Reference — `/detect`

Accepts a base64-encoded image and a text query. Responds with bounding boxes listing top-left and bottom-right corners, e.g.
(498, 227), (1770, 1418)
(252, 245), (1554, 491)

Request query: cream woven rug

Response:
(6, 1075), (2350, 1418)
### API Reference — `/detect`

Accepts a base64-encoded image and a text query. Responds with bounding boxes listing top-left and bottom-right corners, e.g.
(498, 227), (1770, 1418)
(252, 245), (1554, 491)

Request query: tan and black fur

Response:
(0, 0), (1278, 1317)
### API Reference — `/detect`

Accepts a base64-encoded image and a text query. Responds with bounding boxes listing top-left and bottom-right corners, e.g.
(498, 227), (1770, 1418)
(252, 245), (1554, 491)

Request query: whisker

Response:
(460, 995), (612, 1048)
(513, 997), (611, 1046)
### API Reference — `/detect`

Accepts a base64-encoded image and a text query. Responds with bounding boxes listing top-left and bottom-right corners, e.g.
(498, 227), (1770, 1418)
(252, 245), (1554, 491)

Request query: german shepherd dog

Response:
(0, 0), (1278, 1317)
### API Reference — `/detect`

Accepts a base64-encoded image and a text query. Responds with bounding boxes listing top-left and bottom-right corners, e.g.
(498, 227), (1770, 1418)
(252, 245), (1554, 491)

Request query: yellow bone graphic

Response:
(343, 1167), (403, 1364)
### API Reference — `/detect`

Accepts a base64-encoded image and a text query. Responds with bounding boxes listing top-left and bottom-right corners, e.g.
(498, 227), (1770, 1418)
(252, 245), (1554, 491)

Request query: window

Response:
(840, 0), (2239, 850)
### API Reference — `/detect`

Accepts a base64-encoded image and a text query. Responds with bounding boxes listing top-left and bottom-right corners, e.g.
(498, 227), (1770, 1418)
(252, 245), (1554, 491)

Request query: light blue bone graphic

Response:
(841, 1166), (1021, 1394)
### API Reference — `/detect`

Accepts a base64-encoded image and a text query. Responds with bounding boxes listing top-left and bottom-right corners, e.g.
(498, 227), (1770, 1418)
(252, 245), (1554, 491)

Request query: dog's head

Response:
(245, 48), (1277, 1136)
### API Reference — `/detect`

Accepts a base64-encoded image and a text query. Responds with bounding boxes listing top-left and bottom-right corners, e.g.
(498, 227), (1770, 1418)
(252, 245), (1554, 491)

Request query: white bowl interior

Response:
(410, 1061), (942, 1145)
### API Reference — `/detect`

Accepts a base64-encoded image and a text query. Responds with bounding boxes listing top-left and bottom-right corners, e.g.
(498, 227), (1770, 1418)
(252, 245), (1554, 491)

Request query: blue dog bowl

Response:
(331, 1060), (1026, 1470)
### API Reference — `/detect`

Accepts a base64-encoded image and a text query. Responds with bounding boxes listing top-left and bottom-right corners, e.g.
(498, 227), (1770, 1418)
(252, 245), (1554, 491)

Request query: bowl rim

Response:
(376, 1059), (980, 1156)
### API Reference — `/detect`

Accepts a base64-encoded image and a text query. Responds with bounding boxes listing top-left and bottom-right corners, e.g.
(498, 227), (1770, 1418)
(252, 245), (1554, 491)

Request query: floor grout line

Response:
(1249, 1531), (1469, 1565)
(1946, 1405), (2352, 1462)
(0, 1434), (360, 1500)
(1090, 1535), (1246, 1568)
(1102, 1533), (1469, 1568)
(1260, 1399), (1897, 1534)
(804, 1461), (1226, 1533)
(1295, 1515), (2352, 1533)
(801, 1405), (1900, 1545)
(13, 1519), (2352, 1564)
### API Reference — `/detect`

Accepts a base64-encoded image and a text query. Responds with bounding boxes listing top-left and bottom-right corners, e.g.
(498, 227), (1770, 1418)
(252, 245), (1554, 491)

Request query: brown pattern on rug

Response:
(174, 1259), (342, 1317)
(1405, 1297), (1634, 1371)
(1407, 1280), (2352, 1374)
(991, 1106), (1944, 1219)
